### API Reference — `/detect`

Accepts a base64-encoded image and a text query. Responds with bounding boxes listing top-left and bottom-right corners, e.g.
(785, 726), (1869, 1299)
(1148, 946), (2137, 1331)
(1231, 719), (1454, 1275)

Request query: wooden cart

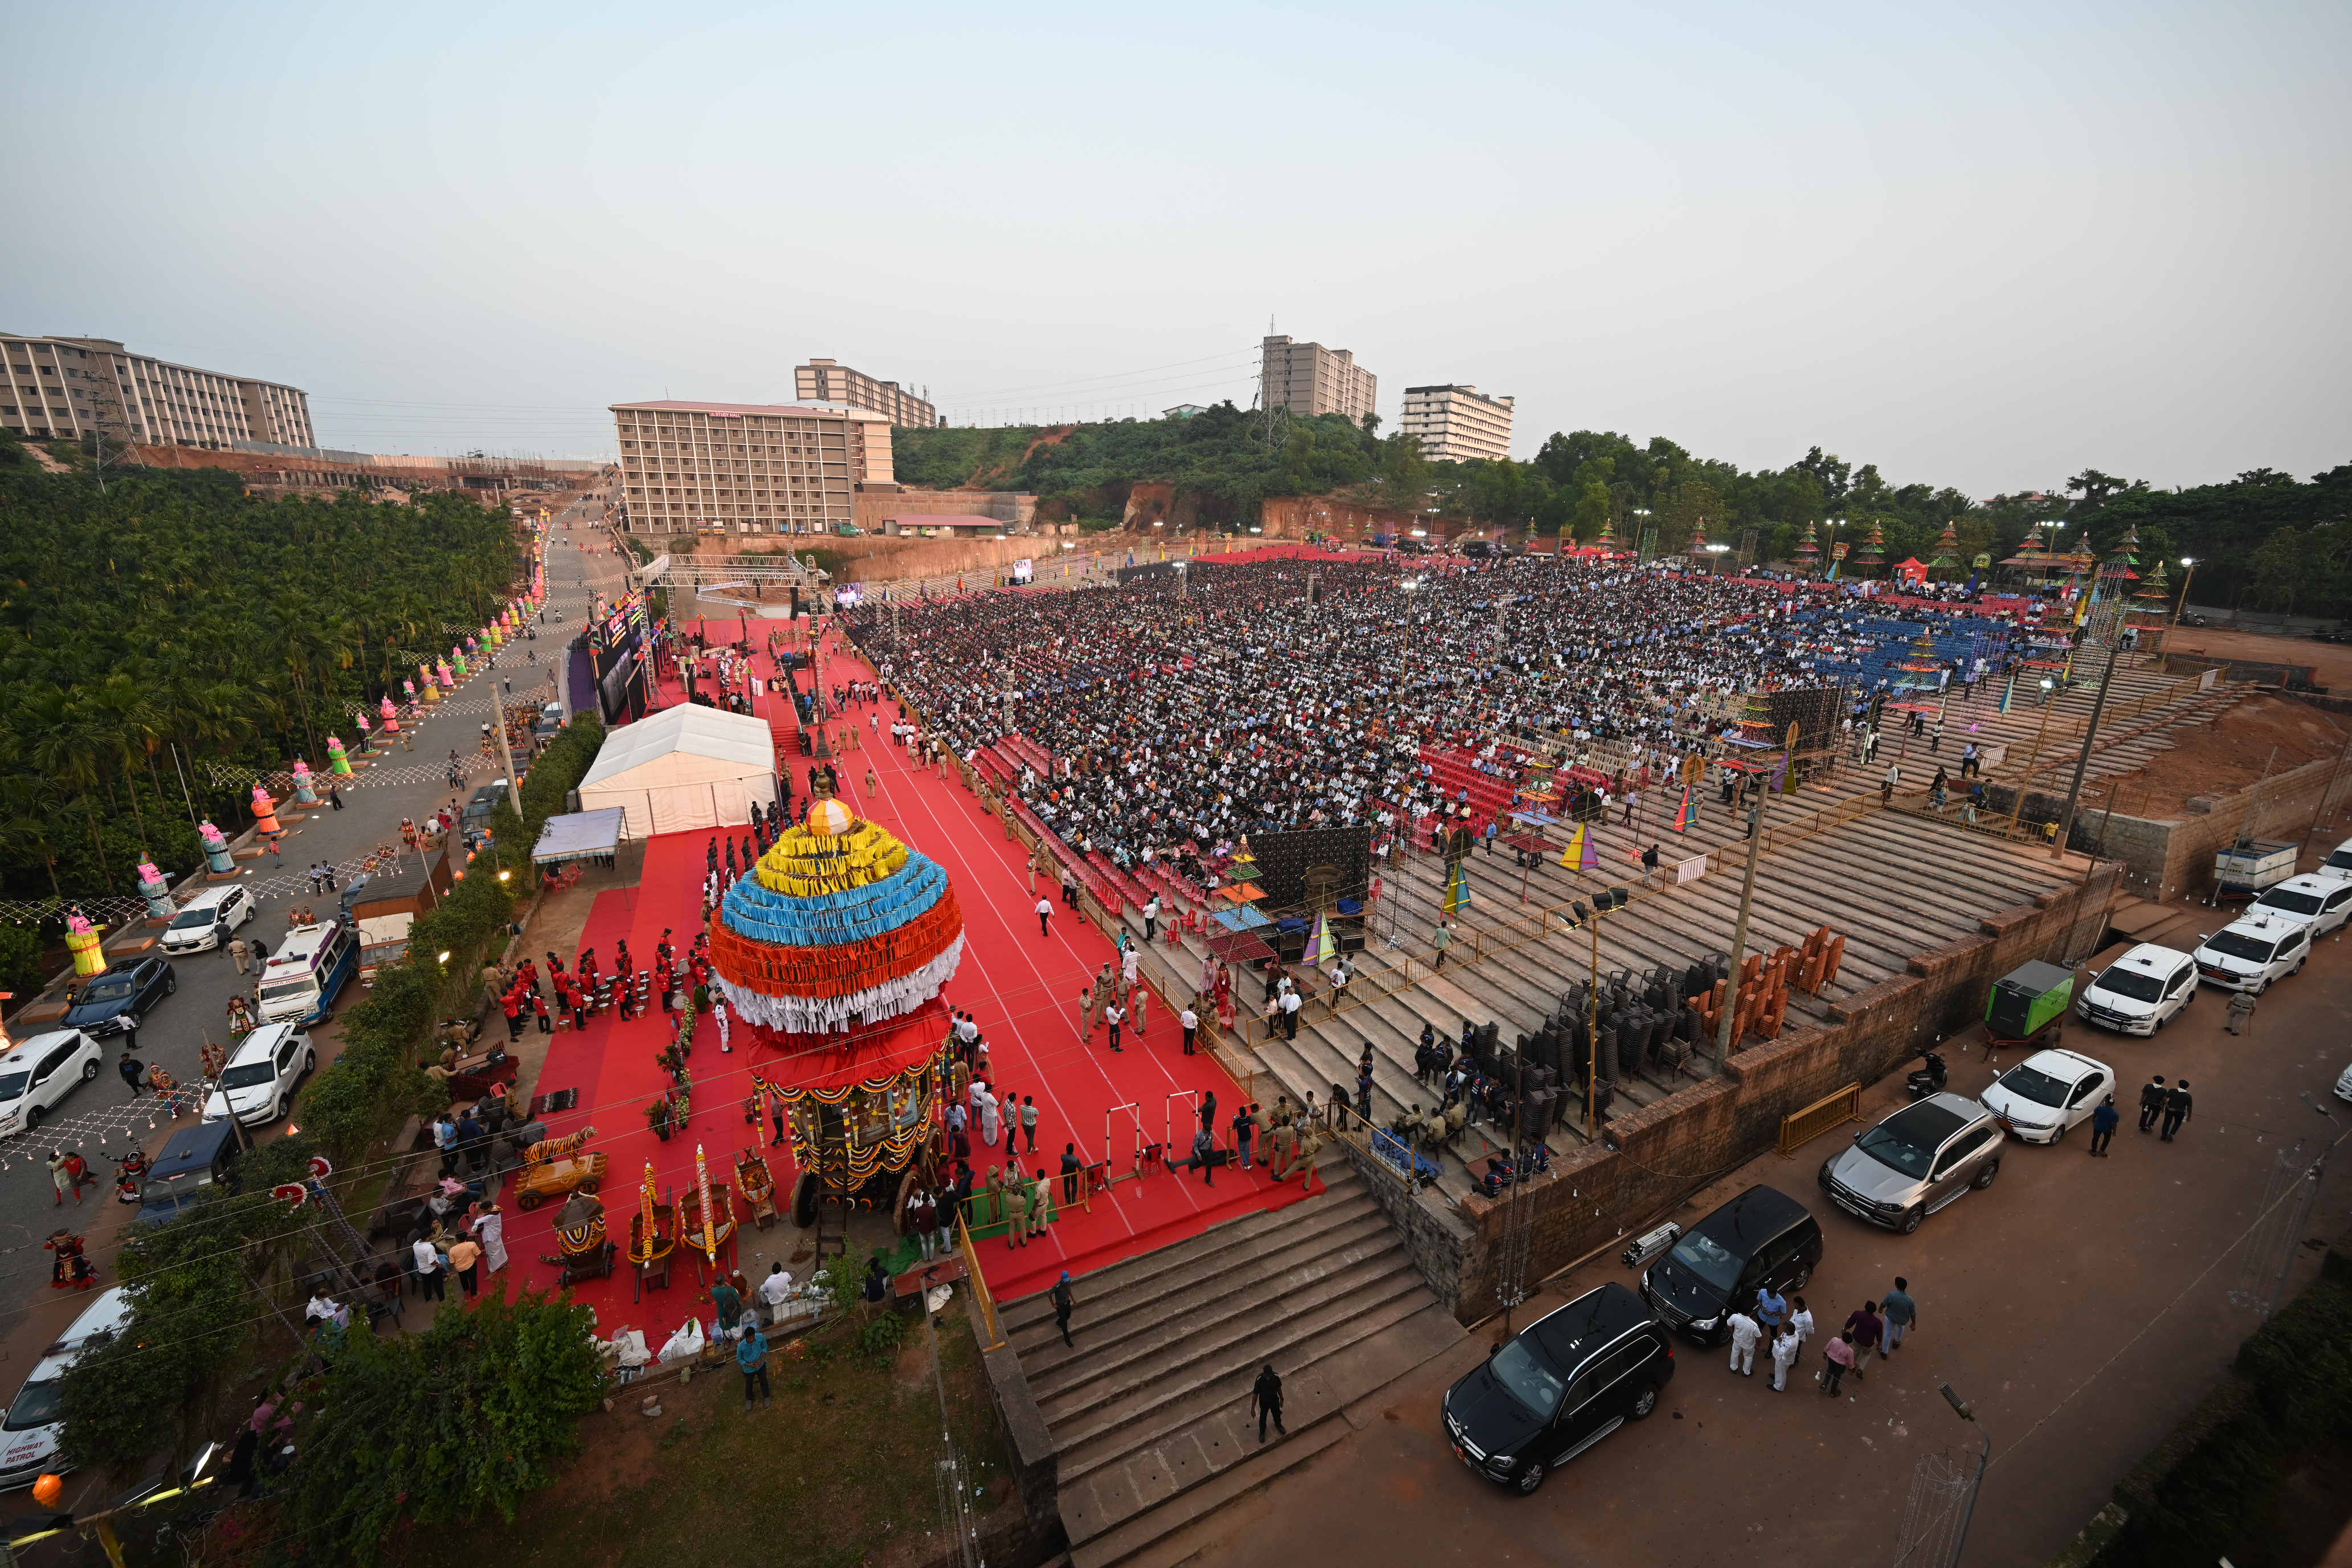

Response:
(736, 1150), (778, 1230)
(511, 1126), (607, 1211)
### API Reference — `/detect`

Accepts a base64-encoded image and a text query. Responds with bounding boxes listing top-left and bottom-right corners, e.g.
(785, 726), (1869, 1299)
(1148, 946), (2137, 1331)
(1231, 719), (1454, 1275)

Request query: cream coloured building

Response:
(1260, 334), (1377, 423)
(1399, 383), (1513, 463)
(610, 400), (895, 536)
(1, 332), (314, 450)
(793, 360), (939, 428)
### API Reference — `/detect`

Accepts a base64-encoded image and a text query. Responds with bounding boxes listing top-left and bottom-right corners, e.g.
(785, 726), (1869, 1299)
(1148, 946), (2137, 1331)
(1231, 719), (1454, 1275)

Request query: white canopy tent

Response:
(575, 705), (777, 838)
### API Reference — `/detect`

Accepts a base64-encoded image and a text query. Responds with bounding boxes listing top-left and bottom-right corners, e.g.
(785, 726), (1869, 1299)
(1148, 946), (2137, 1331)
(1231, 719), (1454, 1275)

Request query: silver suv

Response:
(1819, 1092), (2003, 1234)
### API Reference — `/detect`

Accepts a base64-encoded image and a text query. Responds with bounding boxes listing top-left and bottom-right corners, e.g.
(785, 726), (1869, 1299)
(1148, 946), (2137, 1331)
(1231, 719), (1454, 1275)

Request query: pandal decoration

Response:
(707, 808), (966, 1035)
(708, 791), (962, 1192)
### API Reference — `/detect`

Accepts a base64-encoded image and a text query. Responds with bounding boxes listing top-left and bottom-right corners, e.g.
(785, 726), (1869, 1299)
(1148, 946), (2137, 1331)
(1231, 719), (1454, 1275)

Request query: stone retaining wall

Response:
(2064, 754), (2347, 901)
(1440, 862), (2121, 1321)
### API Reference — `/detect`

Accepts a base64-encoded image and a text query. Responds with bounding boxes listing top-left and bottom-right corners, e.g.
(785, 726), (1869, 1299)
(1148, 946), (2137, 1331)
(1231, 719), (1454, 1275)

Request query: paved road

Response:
(1186, 906), (2352, 1567)
(0, 492), (627, 1344)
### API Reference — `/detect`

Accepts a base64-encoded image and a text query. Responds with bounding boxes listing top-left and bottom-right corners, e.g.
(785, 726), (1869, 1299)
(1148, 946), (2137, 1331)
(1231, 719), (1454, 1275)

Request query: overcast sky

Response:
(5, 1), (2345, 495)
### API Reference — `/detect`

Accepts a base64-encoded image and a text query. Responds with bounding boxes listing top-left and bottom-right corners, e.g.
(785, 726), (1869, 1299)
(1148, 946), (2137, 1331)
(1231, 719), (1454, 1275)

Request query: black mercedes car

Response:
(1442, 1282), (1673, 1495)
(61, 956), (177, 1037)
(1639, 1183), (1822, 1344)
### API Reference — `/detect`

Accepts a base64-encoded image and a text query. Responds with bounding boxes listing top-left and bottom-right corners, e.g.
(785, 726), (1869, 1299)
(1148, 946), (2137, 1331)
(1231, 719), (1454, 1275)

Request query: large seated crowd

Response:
(839, 554), (2025, 872)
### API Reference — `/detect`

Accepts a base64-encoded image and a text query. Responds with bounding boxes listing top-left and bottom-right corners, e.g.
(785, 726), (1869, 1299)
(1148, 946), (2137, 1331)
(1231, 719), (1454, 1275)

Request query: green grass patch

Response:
(391, 1309), (1015, 1568)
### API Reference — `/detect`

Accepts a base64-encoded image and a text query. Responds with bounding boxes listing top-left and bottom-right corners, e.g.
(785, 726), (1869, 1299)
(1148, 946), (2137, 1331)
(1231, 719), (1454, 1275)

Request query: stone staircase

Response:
(1001, 1170), (1463, 1568)
(1097, 659), (2231, 1206)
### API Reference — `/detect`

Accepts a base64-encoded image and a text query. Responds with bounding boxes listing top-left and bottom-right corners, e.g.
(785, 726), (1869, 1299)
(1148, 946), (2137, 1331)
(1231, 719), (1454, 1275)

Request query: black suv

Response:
(1442, 1282), (1673, 1495)
(1639, 1184), (1823, 1344)
(62, 956), (178, 1038)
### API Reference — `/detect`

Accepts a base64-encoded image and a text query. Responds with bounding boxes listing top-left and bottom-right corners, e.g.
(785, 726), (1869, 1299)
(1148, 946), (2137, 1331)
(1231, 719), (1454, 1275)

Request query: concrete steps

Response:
(1015, 1173), (1463, 1565)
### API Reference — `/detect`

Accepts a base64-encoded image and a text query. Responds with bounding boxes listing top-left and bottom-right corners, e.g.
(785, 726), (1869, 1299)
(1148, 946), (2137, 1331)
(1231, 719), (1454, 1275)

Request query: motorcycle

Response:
(108, 1148), (152, 1204)
(1905, 1050), (1948, 1101)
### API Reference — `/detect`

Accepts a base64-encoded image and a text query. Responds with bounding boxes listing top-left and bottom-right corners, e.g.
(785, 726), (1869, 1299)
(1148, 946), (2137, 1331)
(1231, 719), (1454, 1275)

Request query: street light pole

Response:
(2003, 676), (2060, 835)
(484, 720), (523, 816)
(1939, 1383), (1992, 1567)
(1714, 793), (1766, 1071)
(2052, 638), (2124, 859)
(2172, 557), (2198, 624)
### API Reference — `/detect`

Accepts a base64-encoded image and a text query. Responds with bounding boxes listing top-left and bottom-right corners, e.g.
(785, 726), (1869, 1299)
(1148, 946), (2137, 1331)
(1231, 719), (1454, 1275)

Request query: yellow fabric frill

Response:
(754, 820), (910, 897)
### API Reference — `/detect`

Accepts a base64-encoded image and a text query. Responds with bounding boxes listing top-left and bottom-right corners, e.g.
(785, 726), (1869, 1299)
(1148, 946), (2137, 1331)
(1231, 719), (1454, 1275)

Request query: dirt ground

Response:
(2102, 695), (2349, 815)
(1182, 867), (2352, 1568)
(390, 1305), (1014, 1568)
(2166, 626), (2352, 689)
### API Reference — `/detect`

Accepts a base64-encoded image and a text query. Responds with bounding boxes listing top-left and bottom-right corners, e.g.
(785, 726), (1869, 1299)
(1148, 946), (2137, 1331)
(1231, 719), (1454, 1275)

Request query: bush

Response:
(278, 1291), (607, 1567)
(2096, 1277), (2352, 1566)
(859, 1310), (906, 1364)
(0, 920), (42, 1002)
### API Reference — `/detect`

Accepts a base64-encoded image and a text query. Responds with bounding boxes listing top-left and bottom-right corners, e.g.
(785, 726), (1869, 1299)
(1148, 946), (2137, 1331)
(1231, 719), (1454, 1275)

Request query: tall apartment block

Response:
(1259, 334), (1377, 424)
(793, 359), (940, 428)
(1399, 384), (1514, 463)
(610, 400), (896, 536)
(2, 333), (315, 450)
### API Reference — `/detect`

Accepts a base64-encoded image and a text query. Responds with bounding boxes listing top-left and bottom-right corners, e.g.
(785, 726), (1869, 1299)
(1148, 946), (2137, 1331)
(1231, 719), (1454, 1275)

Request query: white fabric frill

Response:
(712, 936), (965, 1036)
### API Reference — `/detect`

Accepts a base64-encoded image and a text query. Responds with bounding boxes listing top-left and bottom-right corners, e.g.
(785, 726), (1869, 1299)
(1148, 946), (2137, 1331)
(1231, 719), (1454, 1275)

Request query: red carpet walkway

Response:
(499, 621), (1302, 1342)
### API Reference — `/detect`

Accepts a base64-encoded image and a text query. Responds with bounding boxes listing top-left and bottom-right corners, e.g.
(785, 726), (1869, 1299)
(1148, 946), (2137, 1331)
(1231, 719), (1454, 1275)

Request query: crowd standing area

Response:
(842, 552), (2035, 869)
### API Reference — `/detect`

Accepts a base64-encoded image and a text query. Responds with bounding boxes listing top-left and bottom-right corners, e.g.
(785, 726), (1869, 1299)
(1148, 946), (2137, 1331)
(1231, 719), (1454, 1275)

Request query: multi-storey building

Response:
(1398, 383), (1514, 463)
(792, 359), (940, 428)
(0, 333), (314, 449)
(1260, 334), (1377, 424)
(609, 400), (896, 536)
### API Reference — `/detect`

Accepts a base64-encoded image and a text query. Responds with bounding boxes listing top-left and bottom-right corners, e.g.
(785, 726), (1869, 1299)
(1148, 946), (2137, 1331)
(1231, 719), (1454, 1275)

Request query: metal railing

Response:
(1778, 1083), (1863, 1156)
(1322, 1100), (1419, 1193)
(956, 1214), (1005, 1351)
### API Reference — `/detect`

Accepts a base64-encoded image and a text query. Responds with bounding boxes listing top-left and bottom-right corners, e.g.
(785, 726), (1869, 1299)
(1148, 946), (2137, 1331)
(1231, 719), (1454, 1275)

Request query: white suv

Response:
(2248, 874), (2352, 937)
(160, 884), (255, 955)
(2076, 944), (2198, 1035)
(0, 1031), (103, 1136)
(2192, 913), (2312, 994)
(0, 1286), (130, 1490)
(2314, 837), (2352, 885)
(202, 1022), (316, 1127)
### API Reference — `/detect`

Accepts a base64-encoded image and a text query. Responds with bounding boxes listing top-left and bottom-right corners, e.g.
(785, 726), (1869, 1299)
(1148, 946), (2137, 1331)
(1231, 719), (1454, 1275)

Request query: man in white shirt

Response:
(758, 1261), (796, 1325)
(1035, 896), (1053, 938)
(411, 1236), (445, 1302)
(1180, 1005), (1199, 1056)
(1726, 1309), (1762, 1377)
(1142, 896), (1160, 941)
(1280, 987), (1302, 1040)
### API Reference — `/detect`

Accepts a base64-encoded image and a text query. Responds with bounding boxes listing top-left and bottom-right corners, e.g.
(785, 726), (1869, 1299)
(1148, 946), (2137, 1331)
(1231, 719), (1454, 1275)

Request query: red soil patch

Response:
(2100, 695), (2347, 816)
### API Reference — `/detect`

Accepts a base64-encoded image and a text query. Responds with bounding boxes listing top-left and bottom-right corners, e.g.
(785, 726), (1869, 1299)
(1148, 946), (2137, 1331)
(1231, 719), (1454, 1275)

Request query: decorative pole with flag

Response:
(1672, 787), (1692, 834)
(1443, 857), (1472, 915)
(694, 1142), (720, 1265)
(1998, 671), (2016, 714)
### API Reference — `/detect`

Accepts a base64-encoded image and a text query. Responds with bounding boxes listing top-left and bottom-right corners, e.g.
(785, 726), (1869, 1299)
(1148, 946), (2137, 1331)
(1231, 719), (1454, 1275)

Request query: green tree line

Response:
(0, 435), (520, 925)
(58, 712), (609, 1558)
(896, 409), (2351, 618)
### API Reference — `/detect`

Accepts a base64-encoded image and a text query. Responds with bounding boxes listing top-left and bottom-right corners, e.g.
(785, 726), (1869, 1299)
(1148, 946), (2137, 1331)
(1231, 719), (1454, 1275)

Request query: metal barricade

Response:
(1778, 1082), (1862, 1156)
(957, 1215), (1005, 1351)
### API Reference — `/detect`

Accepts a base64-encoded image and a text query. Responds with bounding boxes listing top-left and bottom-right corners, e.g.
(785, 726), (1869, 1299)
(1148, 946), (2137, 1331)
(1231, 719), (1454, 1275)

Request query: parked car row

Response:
(1448, 854), (2352, 1494)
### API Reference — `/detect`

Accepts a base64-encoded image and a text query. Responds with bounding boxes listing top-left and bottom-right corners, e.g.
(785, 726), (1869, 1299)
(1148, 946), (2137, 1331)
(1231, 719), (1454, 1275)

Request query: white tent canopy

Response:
(575, 705), (777, 838)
